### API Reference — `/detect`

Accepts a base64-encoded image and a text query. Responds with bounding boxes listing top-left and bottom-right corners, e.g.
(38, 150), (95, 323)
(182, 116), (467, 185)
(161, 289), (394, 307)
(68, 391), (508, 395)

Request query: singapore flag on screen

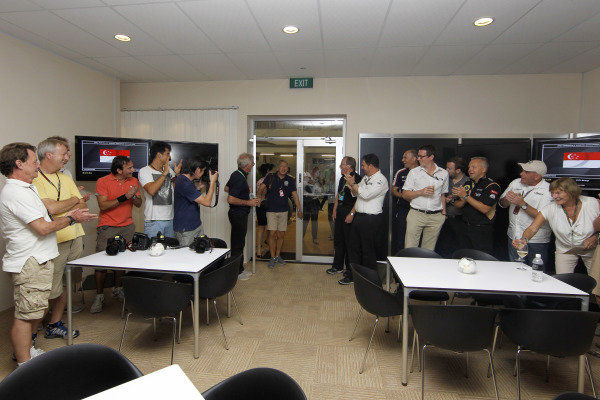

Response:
(99, 149), (130, 163)
(563, 152), (600, 168)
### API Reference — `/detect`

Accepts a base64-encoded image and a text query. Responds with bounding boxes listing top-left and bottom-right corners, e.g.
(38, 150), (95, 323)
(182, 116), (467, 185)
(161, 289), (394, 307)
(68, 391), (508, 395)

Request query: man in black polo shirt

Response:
(258, 160), (303, 269)
(452, 156), (501, 255)
(226, 153), (260, 280)
(390, 149), (418, 254)
(326, 156), (361, 276)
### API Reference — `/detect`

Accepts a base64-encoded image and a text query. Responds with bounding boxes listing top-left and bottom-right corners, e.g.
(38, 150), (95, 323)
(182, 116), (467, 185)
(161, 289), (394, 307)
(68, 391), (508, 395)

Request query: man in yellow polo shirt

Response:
(33, 138), (90, 340)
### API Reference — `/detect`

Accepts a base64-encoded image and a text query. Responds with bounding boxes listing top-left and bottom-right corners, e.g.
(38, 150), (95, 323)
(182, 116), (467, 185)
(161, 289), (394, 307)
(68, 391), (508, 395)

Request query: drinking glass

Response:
(515, 240), (528, 270)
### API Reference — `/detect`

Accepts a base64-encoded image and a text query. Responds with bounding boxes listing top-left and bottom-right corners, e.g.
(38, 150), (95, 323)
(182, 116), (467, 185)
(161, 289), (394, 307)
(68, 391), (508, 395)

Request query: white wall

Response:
(0, 32), (117, 311)
(582, 66), (600, 132)
(121, 73), (583, 159)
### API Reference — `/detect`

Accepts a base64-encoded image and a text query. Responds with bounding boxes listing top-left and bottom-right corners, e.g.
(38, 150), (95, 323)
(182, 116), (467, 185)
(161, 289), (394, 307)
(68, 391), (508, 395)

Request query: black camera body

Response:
(106, 235), (127, 256)
(190, 235), (212, 254)
(151, 231), (179, 248)
(131, 232), (151, 251)
(200, 156), (219, 185)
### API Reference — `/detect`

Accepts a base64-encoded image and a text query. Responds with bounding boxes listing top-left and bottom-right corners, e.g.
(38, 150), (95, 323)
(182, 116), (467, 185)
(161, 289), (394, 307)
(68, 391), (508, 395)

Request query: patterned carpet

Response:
(0, 261), (598, 399)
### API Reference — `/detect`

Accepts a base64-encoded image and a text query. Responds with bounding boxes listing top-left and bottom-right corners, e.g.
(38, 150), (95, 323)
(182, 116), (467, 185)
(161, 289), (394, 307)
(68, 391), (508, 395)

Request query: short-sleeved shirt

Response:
(500, 178), (553, 243)
(226, 169), (251, 215)
(461, 177), (501, 226)
(138, 165), (176, 221)
(392, 168), (410, 210)
(263, 173), (297, 212)
(447, 174), (469, 217)
(96, 174), (139, 227)
(337, 172), (362, 209)
(541, 196), (600, 253)
(33, 170), (85, 243)
(402, 165), (449, 212)
(0, 179), (59, 273)
(173, 175), (202, 233)
(354, 170), (389, 215)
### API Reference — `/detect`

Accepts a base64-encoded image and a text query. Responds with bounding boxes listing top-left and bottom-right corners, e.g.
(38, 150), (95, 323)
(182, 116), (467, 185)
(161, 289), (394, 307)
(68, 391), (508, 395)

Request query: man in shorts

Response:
(0, 143), (96, 365)
(258, 160), (303, 269)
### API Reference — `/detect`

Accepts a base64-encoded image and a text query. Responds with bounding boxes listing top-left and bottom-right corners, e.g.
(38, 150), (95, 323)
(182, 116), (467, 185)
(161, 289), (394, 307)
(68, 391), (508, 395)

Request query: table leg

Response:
(194, 273), (200, 359)
(402, 289), (410, 386)
(66, 265), (73, 346)
(227, 293), (231, 318)
(386, 261), (391, 332)
(578, 295), (590, 392)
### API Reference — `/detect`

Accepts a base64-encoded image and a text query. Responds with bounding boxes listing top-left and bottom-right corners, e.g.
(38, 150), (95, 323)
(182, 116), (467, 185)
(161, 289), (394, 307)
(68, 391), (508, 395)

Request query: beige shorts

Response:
(267, 211), (288, 232)
(12, 257), (53, 320)
(50, 236), (84, 299)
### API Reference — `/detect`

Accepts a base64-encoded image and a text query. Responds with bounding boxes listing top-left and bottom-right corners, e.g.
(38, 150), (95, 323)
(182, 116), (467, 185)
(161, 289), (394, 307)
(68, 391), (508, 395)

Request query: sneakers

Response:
(90, 294), (104, 314)
(238, 270), (252, 281)
(112, 286), (125, 301)
(267, 258), (277, 269)
(326, 267), (343, 275)
(45, 321), (80, 339)
(15, 346), (45, 366)
(12, 334), (37, 361)
(64, 304), (85, 313)
(276, 256), (286, 265)
(338, 276), (353, 285)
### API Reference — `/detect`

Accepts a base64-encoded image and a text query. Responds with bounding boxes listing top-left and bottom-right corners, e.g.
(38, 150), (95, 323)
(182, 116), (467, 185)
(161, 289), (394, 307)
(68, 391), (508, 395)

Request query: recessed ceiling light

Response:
(114, 34), (131, 42)
(283, 25), (299, 34)
(474, 17), (494, 27)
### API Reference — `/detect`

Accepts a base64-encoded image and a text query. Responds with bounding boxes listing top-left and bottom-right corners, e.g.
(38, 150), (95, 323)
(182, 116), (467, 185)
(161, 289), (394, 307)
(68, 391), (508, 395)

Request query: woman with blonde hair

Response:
(514, 177), (600, 273)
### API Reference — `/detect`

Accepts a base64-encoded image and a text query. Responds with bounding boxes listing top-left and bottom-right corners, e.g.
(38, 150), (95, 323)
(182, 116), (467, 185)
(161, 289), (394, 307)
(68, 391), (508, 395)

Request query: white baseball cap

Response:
(518, 160), (547, 176)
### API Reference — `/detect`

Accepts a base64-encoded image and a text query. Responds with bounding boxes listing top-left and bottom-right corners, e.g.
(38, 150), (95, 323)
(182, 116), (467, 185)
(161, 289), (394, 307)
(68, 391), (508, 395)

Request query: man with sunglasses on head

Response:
(402, 145), (449, 251)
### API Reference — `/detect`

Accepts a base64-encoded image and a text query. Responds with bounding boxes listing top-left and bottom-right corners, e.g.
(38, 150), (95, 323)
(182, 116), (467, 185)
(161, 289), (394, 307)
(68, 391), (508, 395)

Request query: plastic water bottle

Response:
(531, 254), (543, 282)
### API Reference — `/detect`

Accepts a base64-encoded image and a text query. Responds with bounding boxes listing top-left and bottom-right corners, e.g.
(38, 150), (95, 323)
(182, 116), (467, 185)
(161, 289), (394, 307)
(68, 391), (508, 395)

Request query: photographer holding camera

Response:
(91, 156), (142, 314)
(173, 159), (218, 246)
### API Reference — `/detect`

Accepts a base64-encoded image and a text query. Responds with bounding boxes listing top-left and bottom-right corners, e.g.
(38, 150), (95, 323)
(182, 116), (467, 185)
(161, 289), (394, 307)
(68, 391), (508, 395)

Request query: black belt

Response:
(411, 207), (442, 215)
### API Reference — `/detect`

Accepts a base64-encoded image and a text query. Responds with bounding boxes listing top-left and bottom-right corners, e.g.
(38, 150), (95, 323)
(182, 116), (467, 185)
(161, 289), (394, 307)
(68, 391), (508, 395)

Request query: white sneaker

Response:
(112, 287), (124, 302)
(90, 294), (104, 314)
(30, 346), (45, 358)
(238, 270), (252, 281)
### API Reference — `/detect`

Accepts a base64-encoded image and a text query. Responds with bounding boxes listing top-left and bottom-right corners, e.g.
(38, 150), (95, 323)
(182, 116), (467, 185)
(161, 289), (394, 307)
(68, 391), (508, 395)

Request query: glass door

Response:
(297, 138), (343, 263)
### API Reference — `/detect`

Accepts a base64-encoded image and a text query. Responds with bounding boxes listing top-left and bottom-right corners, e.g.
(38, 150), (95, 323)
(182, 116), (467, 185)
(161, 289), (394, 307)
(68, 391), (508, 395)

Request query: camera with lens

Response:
(131, 232), (151, 251)
(190, 235), (213, 254)
(106, 235), (127, 256)
(200, 156), (218, 185)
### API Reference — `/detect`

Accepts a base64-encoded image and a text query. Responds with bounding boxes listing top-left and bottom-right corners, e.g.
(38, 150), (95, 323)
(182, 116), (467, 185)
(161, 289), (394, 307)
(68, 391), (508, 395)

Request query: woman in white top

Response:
(514, 177), (600, 274)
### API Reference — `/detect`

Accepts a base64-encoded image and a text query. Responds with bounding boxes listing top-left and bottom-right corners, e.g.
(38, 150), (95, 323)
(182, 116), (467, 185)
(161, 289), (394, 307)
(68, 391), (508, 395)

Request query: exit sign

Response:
(290, 78), (313, 88)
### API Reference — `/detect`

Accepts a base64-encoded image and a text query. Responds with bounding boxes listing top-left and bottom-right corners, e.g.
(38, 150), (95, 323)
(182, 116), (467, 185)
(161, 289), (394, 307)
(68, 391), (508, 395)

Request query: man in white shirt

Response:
(0, 143), (96, 365)
(339, 153), (388, 285)
(499, 160), (553, 268)
(402, 145), (449, 250)
(138, 141), (182, 238)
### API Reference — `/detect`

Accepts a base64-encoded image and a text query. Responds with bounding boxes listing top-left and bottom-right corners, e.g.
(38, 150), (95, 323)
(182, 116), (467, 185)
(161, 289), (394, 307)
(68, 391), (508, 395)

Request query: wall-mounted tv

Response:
(166, 140), (219, 173)
(75, 136), (151, 181)
(534, 136), (600, 191)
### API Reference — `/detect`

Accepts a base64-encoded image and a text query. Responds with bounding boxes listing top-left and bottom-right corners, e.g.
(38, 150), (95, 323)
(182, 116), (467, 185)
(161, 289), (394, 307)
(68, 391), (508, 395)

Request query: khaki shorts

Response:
(50, 236), (84, 299)
(12, 257), (53, 320)
(267, 211), (288, 232)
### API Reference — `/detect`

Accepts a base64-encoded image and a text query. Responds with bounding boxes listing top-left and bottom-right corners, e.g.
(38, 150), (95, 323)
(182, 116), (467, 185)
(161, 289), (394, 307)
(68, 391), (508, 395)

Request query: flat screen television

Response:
(534, 136), (600, 190)
(75, 136), (151, 181)
(165, 140), (219, 173)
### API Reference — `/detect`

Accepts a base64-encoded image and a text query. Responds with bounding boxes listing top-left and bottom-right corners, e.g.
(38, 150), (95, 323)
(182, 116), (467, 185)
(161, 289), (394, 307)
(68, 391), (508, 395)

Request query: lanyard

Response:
(561, 200), (580, 228)
(28, 186), (54, 221)
(38, 168), (61, 201)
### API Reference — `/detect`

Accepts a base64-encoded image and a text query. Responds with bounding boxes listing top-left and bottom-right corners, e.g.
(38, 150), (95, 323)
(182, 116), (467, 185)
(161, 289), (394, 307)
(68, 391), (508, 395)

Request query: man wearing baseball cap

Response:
(499, 160), (553, 268)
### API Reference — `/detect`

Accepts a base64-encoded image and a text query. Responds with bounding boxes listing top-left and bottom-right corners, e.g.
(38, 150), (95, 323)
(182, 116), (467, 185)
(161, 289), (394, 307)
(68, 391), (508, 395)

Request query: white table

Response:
(387, 256), (590, 392)
(66, 247), (230, 358)
(84, 364), (205, 399)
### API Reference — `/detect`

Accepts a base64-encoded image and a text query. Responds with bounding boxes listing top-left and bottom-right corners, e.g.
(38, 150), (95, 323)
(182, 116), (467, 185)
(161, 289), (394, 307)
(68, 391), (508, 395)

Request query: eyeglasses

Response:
(416, 154), (428, 159)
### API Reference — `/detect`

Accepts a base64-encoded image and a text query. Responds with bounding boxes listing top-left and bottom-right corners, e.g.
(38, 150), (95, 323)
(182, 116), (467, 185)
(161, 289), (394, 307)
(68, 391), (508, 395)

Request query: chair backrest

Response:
(451, 249), (498, 261)
(552, 393), (598, 400)
(395, 247), (442, 259)
(201, 367), (307, 400)
(553, 273), (597, 293)
(0, 344), (142, 399)
(122, 276), (193, 318)
(500, 308), (600, 357)
(351, 264), (403, 318)
(410, 304), (498, 352)
(197, 254), (243, 300)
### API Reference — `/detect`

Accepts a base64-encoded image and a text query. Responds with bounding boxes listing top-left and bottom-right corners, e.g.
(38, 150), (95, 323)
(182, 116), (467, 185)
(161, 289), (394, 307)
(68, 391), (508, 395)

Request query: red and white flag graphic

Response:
(563, 152), (600, 168)
(99, 149), (130, 163)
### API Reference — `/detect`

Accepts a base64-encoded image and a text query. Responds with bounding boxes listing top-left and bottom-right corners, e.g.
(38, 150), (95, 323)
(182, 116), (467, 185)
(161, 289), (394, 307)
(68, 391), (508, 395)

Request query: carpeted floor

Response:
(0, 261), (598, 399)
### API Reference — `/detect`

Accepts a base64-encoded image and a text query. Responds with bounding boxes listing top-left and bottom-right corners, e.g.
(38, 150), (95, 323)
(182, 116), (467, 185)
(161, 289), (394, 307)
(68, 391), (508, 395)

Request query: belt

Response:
(411, 207), (442, 215)
(354, 212), (380, 216)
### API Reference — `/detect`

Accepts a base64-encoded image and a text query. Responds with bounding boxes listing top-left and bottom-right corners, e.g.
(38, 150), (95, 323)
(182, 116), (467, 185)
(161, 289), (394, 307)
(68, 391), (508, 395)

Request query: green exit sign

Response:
(290, 78), (313, 88)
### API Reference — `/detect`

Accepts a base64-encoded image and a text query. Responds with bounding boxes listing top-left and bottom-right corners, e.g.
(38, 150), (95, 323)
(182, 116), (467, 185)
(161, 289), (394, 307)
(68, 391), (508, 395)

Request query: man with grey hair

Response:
(226, 153), (260, 280)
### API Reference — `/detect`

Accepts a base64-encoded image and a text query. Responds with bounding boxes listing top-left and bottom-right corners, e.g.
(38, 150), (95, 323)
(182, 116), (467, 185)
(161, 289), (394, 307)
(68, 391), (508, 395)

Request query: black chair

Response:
(197, 254), (243, 350)
(119, 276), (193, 364)
(452, 248), (498, 261)
(349, 263), (403, 374)
(500, 308), (600, 400)
(0, 344), (142, 399)
(526, 273), (597, 310)
(201, 367), (307, 400)
(410, 305), (500, 400)
(395, 248), (449, 303)
(553, 393), (597, 400)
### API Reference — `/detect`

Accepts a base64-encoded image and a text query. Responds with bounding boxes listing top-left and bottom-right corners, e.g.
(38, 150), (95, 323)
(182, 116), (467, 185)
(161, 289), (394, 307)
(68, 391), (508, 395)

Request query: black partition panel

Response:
(359, 137), (391, 259)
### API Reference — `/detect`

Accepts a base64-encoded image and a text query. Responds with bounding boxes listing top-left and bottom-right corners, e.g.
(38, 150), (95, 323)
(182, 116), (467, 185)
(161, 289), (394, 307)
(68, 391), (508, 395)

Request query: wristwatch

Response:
(67, 216), (76, 226)
(350, 212), (355, 216)
(521, 203), (528, 210)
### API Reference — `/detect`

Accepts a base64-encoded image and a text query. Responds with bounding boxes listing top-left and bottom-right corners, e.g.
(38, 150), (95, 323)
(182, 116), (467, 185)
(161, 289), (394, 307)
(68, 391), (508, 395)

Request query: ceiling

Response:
(1, 0), (600, 83)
